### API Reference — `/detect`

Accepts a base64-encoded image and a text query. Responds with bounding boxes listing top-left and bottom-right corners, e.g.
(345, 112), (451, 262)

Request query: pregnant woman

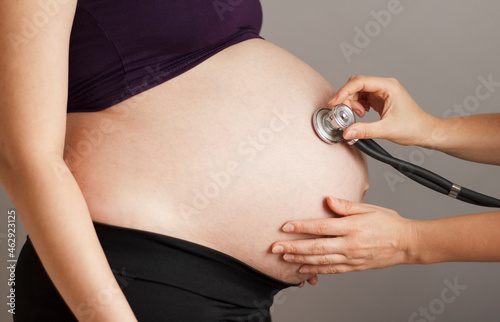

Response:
(0, 1), (368, 321)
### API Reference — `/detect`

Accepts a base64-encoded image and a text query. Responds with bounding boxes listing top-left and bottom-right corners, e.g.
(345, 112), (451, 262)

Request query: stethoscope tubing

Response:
(353, 139), (500, 208)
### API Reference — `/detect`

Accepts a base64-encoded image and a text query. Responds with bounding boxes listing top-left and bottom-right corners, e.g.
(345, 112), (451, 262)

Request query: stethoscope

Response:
(312, 104), (500, 208)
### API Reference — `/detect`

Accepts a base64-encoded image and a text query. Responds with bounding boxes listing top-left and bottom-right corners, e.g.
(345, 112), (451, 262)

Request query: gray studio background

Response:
(1, 0), (499, 321)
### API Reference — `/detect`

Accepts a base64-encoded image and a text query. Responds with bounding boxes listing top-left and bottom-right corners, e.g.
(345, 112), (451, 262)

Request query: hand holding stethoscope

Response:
(329, 75), (435, 146)
(271, 75), (500, 280)
(328, 75), (500, 165)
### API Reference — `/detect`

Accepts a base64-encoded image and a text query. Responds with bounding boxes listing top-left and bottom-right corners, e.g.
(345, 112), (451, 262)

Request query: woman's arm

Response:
(0, 2), (136, 320)
(418, 114), (500, 165)
(413, 211), (500, 264)
(330, 76), (500, 165)
(271, 198), (500, 274)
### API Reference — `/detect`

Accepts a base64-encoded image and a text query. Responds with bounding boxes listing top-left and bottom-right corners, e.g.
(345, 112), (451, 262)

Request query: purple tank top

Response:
(67, 0), (263, 113)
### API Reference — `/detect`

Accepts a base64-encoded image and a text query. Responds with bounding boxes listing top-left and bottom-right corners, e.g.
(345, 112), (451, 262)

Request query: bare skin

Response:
(272, 76), (500, 275)
(0, 3), (368, 320)
(65, 39), (369, 283)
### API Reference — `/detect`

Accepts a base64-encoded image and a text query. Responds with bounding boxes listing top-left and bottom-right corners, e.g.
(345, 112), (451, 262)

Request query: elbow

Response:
(0, 146), (68, 187)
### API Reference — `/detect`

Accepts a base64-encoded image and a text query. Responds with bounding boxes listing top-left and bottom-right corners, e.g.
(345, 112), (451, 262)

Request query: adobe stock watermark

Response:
(6, 209), (17, 315)
(340, 0), (407, 64)
(75, 267), (129, 322)
(7, 0), (72, 53)
(409, 277), (467, 322)
(439, 73), (500, 120)
(213, 0), (245, 22)
(385, 73), (500, 192)
(178, 107), (296, 219)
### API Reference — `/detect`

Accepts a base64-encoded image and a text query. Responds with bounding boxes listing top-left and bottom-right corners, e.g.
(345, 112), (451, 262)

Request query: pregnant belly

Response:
(65, 39), (369, 284)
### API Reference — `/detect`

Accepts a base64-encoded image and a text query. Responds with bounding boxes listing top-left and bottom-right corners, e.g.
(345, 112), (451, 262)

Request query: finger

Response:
(350, 100), (369, 117)
(326, 197), (374, 216)
(329, 75), (390, 106)
(343, 120), (387, 140)
(272, 237), (345, 255)
(283, 253), (350, 265)
(298, 282), (305, 288)
(299, 264), (360, 275)
(280, 217), (349, 236)
(329, 96), (366, 117)
(307, 275), (319, 285)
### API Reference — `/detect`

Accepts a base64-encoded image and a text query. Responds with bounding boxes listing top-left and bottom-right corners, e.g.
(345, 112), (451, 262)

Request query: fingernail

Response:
(272, 245), (284, 254)
(329, 95), (337, 104)
(344, 130), (357, 139)
(299, 267), (310, 274)
(282, 224), (295, 232)
(283, 254), (295, 261)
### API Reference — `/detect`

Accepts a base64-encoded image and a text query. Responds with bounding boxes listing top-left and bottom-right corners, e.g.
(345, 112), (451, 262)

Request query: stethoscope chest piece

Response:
(312, 104), (356, 144)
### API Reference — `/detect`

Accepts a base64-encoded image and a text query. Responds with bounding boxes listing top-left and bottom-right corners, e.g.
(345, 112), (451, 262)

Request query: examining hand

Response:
(271, 197), (417, 274)
(329, 75), (438, 146)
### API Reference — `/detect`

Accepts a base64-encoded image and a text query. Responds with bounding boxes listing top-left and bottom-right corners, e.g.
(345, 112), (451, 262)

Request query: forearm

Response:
(409, 211), (500, 264)
(419, 114), (500, 165)
(1, 158), (136, 321)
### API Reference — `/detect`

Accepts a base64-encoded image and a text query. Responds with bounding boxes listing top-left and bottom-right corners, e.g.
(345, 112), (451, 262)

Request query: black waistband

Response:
(93, 222), (297, 309)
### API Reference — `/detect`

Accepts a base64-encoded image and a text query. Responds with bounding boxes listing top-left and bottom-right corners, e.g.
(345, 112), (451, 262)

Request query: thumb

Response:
(343, 120), (386, 140)
(327, 197), (374, 217)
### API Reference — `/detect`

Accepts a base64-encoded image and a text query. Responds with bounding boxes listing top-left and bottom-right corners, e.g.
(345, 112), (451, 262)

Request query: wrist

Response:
(415, 114), (444, 149)
(403, 219), (425, 265)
